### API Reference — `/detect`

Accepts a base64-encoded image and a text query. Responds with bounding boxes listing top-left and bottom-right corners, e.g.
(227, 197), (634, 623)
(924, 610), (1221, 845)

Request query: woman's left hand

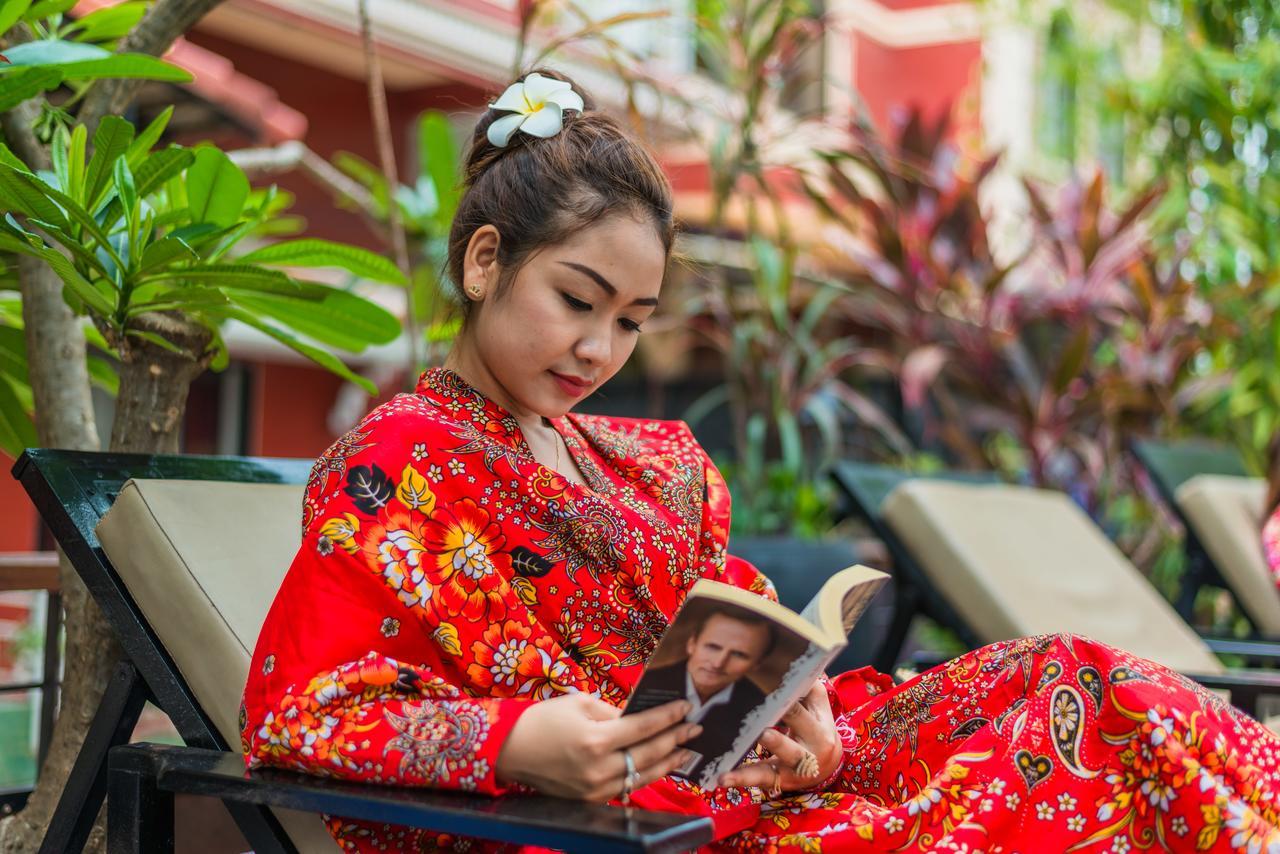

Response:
(717, 678), (842, 794)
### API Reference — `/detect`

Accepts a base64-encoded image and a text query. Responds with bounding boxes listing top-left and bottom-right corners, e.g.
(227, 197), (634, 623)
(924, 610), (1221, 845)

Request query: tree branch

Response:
(356, 0), (419, 373)
(0, 23), (51, 169)
(76, 0), (228, 132)
(227, 141), (392, 249)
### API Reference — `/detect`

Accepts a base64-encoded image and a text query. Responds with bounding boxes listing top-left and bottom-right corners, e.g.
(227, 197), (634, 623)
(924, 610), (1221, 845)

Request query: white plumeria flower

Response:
(487, 72), (585, 147)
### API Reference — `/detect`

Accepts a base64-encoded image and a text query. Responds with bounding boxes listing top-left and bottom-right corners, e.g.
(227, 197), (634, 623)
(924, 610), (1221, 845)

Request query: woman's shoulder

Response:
(331, 390), (466, 454)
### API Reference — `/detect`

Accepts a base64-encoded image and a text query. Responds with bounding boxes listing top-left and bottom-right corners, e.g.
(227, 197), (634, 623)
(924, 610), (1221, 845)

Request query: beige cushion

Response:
(1175, 474), (1280, 636)
(882, 480), (1224, 676)
(96, 479), (335, 851)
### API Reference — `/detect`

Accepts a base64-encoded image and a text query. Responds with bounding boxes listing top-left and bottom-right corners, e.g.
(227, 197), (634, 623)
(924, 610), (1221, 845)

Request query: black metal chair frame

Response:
(829, 459), (1280, 715)
(13, 448), (713, 854)
(1130, 438), (1268, 634)
(829, 461), (999, 671)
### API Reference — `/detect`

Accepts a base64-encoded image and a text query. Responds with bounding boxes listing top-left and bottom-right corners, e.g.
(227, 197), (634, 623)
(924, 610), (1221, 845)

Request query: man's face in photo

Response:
(684, 613), (770, 700)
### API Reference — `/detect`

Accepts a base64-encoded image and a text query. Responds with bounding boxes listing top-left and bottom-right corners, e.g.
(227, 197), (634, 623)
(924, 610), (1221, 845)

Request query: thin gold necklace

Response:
(541, 417), (561, 470)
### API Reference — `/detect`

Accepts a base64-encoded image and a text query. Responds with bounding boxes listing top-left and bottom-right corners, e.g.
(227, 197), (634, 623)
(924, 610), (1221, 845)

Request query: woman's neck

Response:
(443, 347), (545, 440)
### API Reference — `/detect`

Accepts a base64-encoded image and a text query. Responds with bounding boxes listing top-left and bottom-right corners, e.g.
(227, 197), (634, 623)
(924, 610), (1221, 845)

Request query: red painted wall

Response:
(0, 467), (39, 551)
(855, 37), (982, 141)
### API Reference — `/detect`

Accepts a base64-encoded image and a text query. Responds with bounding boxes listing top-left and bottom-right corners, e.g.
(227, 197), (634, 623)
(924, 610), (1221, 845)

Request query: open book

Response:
(622, 564), (889, 788)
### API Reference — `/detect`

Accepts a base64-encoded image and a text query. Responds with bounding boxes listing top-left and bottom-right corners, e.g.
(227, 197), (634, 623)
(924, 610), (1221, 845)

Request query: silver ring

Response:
(621, 750), (638, 805)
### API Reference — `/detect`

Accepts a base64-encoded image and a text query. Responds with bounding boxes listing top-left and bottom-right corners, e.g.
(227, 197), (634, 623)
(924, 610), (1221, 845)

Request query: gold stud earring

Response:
(467, 285), (483, 299)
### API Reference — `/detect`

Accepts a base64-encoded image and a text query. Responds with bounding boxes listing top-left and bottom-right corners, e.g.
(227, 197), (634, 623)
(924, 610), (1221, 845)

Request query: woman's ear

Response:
(463, 225), (501, 299)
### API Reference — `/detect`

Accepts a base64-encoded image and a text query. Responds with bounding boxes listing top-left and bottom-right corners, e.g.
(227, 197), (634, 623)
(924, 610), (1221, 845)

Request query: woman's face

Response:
(454, 212), (666, 422)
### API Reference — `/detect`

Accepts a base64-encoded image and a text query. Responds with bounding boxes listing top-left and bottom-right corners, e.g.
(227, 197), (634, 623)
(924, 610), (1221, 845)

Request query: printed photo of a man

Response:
(640, 606), (777, 777)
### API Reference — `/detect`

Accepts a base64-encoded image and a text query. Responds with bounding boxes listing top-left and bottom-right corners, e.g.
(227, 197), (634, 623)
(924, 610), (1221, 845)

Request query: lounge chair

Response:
(1132, 438), (1280, 638)
(829, 461), (1280, 721)
(13, 448), (712, 854)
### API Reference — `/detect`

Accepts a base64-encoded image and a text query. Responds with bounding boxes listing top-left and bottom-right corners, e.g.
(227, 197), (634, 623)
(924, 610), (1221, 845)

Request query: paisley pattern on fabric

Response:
(243, 369), (1280, 853)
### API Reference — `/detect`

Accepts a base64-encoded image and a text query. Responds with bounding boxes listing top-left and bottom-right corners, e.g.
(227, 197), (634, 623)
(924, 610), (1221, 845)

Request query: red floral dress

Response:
(242, 369), (1280, 852)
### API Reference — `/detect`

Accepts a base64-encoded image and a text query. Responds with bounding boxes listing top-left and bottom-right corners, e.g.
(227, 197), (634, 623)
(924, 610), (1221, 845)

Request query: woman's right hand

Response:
(495, 693), (701, 800)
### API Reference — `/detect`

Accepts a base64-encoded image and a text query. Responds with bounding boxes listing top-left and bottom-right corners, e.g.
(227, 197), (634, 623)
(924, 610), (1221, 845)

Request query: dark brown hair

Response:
(447, 68), (675, 310)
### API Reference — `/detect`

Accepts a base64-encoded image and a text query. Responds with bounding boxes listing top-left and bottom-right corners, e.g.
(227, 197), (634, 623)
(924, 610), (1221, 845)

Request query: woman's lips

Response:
(550, 371), (591, 397)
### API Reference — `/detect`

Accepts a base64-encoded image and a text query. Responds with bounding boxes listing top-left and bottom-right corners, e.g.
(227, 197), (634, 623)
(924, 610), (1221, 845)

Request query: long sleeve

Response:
(241, 409), (535, 794)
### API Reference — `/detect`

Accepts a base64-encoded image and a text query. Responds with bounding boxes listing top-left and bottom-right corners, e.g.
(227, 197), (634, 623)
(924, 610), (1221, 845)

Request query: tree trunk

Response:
(0, 263), (108, 854)
(2, 1), (228, 849)
(109, 313), (212, 453)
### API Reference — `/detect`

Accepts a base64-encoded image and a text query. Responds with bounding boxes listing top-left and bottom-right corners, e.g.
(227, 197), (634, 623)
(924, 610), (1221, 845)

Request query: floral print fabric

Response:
(242, 369), (1280, 852)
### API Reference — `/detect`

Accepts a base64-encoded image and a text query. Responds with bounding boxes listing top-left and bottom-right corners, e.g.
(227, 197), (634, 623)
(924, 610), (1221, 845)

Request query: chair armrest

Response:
(108, 743), (713, 854)
(1200, 637), (1280, 663)
(1184, 669), (1280, 721)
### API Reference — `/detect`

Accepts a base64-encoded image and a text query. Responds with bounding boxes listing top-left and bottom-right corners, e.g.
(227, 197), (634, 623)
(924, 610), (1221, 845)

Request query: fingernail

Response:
(688, 724), (703, 738)
(679, 701), (692, 715)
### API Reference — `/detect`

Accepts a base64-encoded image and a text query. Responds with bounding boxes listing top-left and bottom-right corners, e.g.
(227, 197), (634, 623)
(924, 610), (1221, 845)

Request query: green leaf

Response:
(124, 327), (187, 355)
(206, 325), (228, 371)
(0, 142), (30, 173)
(0, 164), (70, 230)
(85, 115), (135, 210)
(83, 319), (110, 351)
(0, 0), (33, 35)
(126, 106), (172, 166)
(86, 354), (118, 395)
(0, 374), (36, 460)
(25, 217), (111, 279)
(186, 146), (249, 228)
(126, 286), (230, 316)
(0, 324), (27, 380)
(113, 155), (137, 227)
(22, 0), (74, 21)
(0, 66), (62, 112)
(54, 54), (192, 83)
(3, 166), (118, 259)
(141, 264), (327, 297)
(133, 145), (194, 197)
(231, 288), (401, 351)
(50, 124), (70, 195)
(236, 238), (407, 284)
(67, 122), (86, 204)
(68, 2), (147, 42)
(209, 304), (377, 394)
(37, 245), (115, 315)
(137, 235), (194, 272)
(1, 38), (107, 64)
(417, 110), (460, 224)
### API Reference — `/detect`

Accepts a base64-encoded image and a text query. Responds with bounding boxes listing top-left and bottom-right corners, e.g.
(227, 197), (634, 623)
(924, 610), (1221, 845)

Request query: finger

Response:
(644, 747), (698, 785)
(718, 758), (782, 790)
(599, 699), (691, 749)
(758, 728), (808, 770)
(626, 721), (703, 772)
(577, 695), (624, 722)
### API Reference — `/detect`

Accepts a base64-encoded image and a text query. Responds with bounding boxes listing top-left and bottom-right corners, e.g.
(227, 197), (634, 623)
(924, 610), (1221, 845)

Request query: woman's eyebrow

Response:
(559, 261), (659, 306)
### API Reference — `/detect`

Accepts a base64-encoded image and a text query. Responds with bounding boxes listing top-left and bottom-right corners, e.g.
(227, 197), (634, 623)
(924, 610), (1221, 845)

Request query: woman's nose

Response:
(575, 330), (611, 365)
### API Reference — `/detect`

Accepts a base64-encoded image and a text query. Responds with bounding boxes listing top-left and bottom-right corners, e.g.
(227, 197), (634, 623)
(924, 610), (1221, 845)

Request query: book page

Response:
(622, 585), (834, 788)
(798, 564), (889, 644)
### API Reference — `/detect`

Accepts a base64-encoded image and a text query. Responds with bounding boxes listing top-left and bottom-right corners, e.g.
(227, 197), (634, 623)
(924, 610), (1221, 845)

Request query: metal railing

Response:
(0, 551), (60, 817)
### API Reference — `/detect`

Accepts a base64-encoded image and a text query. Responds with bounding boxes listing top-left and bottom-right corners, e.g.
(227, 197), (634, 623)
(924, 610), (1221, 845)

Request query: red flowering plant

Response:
(809, 110), (1231, 580)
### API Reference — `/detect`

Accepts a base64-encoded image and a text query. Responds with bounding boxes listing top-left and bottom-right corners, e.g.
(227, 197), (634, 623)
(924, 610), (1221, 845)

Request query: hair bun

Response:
(465, 68), (594, 184)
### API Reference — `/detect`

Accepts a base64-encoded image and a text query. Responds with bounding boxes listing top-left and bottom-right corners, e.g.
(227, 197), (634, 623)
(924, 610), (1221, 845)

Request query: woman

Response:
(243, 70), (1280, 852)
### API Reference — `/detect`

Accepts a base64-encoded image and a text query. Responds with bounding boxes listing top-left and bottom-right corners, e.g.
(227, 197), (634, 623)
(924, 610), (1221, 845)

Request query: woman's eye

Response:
(561, 293), (591, 312)
(619, 318), (643, 333)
